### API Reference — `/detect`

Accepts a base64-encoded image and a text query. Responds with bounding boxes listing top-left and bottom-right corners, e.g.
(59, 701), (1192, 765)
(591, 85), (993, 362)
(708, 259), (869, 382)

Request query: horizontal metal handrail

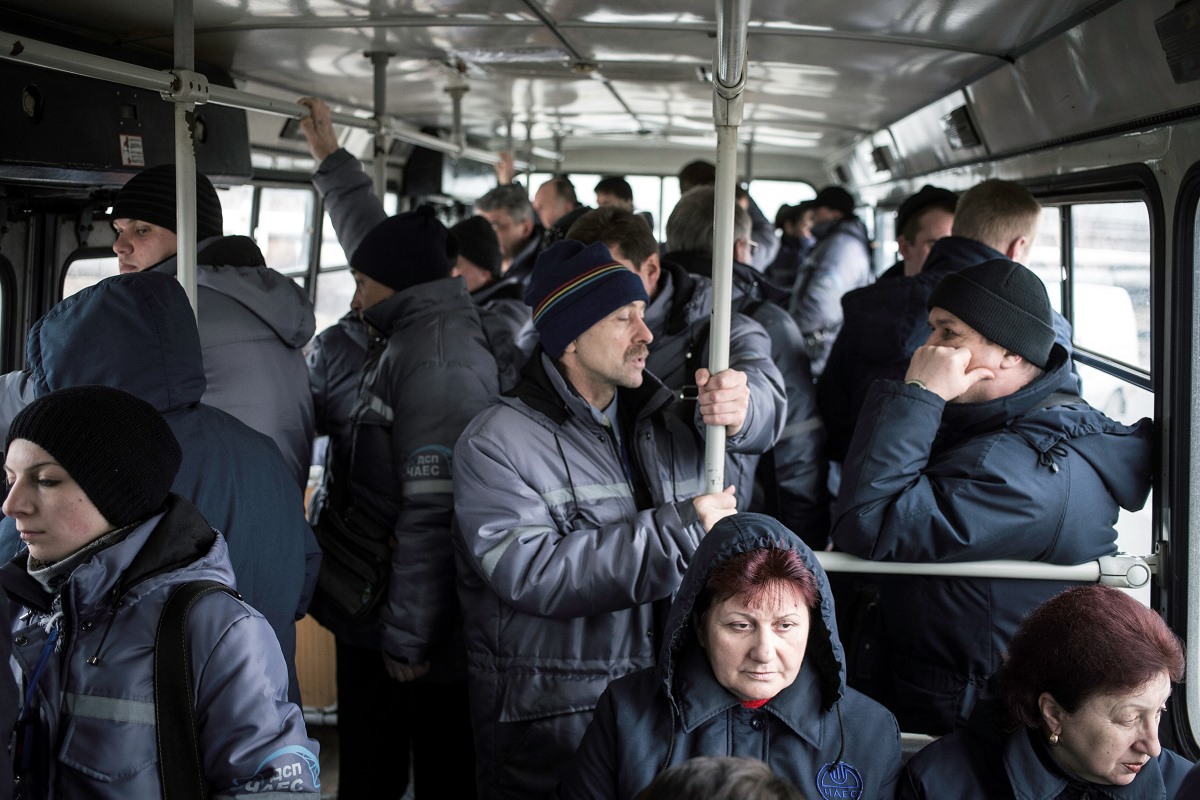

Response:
(814, 551), (1155, 589)
(1, 30), (545, 169)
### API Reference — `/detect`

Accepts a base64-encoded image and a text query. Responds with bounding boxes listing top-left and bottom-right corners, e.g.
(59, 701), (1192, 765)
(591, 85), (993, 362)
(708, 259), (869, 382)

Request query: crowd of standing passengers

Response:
(0, 90), (1193, 799)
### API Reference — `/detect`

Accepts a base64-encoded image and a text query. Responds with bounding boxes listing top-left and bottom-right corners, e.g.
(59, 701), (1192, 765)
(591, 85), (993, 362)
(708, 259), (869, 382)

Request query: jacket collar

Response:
(673, 644), (830, 749)
(940, 344), (1079, 437)
(362, 275), (472, 334)
(657, 259), (709, 335)
(1003, 728), (1169, 800)
(508, 348), (675, 429)
(920, 235), (1005, 278)
(813, 216), (868, 243)
(0, 495), (216, 615)
(661, 251), (789, 307)
(148, 235), (266, 274)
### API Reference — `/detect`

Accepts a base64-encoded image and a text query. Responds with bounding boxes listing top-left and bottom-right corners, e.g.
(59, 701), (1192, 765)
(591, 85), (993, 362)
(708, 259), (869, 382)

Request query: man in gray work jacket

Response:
(453, 239), (774, 800)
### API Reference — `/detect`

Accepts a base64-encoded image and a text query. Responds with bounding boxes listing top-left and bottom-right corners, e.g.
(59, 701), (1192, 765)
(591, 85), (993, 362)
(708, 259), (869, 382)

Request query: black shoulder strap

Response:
(1039, 391), (1081, 409)
(154, 580), (240, 800)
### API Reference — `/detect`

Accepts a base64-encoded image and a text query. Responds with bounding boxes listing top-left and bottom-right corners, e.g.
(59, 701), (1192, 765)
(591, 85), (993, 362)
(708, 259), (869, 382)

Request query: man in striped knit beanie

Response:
(452, 239), (779, 800)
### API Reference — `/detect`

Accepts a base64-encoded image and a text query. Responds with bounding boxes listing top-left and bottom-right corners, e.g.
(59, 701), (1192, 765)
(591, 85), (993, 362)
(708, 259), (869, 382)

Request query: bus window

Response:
(747, 180), (817, 227)
(626, 174), (666, 238)
(312, 204), (353, 335)
(527, 172), (672, 242)
(63, 251), (119, 299)
(1027, 198), (1154, 579)
(319, 211), (348, 273)
(220, 185), (255, 237)
(254, 187), (314, 278)
(1027, 207), (1062, 293)
(1072, 202), (1151, 372)
(1029, 201), (1153, 418)
(313, 267), (355, 337)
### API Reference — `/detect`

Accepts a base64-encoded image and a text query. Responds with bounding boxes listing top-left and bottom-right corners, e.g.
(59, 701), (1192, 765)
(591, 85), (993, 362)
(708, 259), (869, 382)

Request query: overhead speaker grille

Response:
(871, 145), (893, 173)
(942, 105), (982, 150)
(1156, 0), (1200, 84)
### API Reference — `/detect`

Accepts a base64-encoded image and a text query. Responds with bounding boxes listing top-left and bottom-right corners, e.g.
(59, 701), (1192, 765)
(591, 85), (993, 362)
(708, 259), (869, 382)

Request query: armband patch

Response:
(403, 444), (454, 480)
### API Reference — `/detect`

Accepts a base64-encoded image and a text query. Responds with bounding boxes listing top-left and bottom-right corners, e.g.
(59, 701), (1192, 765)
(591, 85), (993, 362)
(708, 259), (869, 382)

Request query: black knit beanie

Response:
(6, 385), (182, 528)
(110, 163), (224, 239)
(895, 184), (958, 238)
(351, 206), (455, 293)
(928, 258), (1055, 368)
(811, 185), (856, 217)
(450, 215), (503, 278)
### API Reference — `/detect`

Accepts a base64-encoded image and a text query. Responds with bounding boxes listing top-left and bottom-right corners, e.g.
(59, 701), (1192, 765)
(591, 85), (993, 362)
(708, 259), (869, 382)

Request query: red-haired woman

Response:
(557, 513), (902, 800)
(900, 585), (1193, 798)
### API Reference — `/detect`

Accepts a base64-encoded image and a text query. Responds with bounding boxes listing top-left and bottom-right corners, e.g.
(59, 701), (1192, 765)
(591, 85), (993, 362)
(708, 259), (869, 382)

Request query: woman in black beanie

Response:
(0, 385), (321, 799)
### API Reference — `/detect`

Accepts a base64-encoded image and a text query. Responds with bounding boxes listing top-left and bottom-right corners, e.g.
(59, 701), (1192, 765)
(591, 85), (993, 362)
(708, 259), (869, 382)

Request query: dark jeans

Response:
(335, 641), (477, 799)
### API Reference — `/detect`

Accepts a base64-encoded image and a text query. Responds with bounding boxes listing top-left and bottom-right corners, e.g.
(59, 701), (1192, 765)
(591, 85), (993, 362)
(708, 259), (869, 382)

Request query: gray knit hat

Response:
(7, 385), (182, 528)
(928, 258), (1055, 368)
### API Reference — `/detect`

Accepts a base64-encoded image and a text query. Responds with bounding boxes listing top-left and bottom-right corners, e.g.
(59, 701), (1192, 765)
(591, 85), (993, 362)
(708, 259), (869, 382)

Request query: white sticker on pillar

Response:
(119, 135), (145, 167)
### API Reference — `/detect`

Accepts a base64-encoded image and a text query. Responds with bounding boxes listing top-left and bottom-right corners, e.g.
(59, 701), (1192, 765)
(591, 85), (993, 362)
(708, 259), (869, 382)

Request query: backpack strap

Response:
(154, 580), (240, 800)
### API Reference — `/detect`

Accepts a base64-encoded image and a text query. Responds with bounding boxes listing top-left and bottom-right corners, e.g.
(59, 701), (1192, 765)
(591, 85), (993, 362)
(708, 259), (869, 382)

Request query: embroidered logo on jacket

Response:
(234, 745), (321, 792)
(816, 761), (863, 800)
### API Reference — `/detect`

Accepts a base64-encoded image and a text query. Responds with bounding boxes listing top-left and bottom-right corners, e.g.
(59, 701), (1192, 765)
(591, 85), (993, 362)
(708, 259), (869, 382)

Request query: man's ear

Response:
(562, 340), (577, 355)
(640, 253), (662, 287)
(1004, 235), (1029, 262)
(1000, 350), (1025, 369)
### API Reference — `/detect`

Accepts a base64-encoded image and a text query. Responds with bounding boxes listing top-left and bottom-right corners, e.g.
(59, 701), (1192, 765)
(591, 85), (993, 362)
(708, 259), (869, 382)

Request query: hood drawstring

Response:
(1038, 443), (1069, 473)
(662, 701), (680, 772)
(667, 428), (678, 500)
(832, 701), (846, 766)
(86, 589), (122, 666)
(553, 432), (582, 524)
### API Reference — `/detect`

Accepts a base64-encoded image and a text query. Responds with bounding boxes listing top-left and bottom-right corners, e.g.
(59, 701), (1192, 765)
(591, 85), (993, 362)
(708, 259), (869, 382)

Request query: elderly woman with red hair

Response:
(900, 584), (1193, 798)
(557, 513), (901, 800)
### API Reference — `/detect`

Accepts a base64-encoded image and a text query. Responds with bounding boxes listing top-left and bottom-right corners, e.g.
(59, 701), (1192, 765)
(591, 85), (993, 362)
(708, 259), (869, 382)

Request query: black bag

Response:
(311, 501), (395, 618)
(156, 580), (240, 800)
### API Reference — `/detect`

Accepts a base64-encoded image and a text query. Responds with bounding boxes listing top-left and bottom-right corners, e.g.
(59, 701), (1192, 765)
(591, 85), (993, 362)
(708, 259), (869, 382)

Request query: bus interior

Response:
(2, 0), (1200, 781)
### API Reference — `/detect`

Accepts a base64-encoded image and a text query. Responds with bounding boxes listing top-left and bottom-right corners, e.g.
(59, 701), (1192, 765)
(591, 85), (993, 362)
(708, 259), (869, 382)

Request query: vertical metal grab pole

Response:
(368, 52), (392, 203)
(706, 0), (750, 493)
(174, 0), (199, 315)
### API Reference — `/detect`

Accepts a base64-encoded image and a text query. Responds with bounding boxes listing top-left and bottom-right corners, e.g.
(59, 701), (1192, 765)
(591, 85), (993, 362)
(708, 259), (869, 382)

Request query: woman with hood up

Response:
(557, 512), (901, 800)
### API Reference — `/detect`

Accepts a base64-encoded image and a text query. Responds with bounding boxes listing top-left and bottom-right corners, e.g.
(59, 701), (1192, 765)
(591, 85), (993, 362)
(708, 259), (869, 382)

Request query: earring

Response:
(1048, 732), (1060, 746)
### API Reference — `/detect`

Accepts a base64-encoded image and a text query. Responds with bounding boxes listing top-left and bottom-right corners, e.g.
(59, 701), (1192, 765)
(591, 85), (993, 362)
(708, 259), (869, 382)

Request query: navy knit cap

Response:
(6, 385), (182, 528)
(111, 163), (224, 239)
(895, 184), (958, 238)
(351, 206), (455, 293)
(524, 240), (649, 358)
(928, 258), (1055, 368)
(450, 215), (502, 278)
(812, 185), (856, 217)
